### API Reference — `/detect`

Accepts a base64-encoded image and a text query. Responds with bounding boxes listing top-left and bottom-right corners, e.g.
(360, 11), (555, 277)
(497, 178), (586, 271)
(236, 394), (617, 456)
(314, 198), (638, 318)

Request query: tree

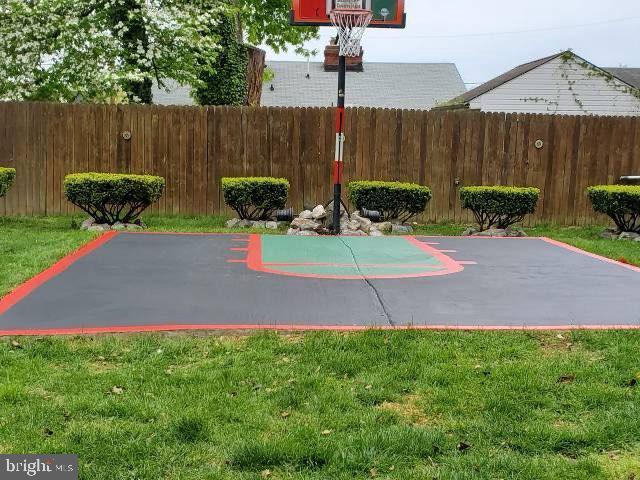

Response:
(0, 0), (223, 103)
(192, 12), (248, 106)
(231, 0), (319, 56)
(193, 0), (318, 107)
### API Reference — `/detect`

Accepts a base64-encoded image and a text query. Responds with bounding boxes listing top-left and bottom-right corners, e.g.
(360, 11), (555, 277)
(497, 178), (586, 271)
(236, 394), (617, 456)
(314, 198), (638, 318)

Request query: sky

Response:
(263, 0), (640, 88)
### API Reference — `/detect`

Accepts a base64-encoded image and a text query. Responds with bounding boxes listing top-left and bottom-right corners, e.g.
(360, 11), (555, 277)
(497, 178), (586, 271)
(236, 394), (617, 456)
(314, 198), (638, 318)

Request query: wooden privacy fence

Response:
(0, 101), (639, 224)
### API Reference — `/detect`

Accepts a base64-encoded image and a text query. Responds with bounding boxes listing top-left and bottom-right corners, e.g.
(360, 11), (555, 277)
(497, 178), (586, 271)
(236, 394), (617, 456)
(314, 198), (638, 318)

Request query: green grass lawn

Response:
(0, 217), (96, 297)
(1, 331), (640, 479)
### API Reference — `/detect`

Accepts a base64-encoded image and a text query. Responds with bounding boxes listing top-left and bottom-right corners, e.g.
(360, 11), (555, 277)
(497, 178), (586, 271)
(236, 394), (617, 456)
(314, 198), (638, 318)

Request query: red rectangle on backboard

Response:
(291, 0), (406, 28)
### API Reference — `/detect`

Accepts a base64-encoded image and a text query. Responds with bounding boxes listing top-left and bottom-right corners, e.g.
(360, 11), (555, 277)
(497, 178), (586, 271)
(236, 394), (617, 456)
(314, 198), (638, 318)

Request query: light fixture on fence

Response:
(121, 131), (132, 140)
(534, 139), (544, 149)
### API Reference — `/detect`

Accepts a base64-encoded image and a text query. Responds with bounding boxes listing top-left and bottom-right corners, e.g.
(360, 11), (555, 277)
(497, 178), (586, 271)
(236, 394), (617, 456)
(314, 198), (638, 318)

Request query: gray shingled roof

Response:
(605, 68), (640, 89)
(261, 61), (465, 109)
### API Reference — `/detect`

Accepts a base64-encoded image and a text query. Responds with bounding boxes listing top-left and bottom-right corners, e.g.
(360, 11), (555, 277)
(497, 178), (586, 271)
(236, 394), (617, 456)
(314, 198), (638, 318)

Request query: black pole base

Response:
(332, 183), (342, 235)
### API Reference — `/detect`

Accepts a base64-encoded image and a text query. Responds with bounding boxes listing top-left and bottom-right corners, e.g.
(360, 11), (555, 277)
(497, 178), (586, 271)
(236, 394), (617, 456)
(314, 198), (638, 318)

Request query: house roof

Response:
(260, 61), (466, 109)
(454, 53), (564, 105)
(604, 68), (640, 89)
(448, 51), (640, 107)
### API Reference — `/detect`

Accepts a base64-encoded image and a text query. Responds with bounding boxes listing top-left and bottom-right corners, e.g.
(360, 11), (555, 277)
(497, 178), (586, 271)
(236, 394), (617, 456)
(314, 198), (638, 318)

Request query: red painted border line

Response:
(541, 237), (640, 273)
(0, 231), (120, 316)
(127, 231), (244, 236)
(2, 323), (640, 336)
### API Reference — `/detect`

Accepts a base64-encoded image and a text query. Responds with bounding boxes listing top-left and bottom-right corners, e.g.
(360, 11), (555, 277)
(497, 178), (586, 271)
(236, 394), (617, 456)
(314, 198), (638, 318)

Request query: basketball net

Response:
(330, 0), (373, 57)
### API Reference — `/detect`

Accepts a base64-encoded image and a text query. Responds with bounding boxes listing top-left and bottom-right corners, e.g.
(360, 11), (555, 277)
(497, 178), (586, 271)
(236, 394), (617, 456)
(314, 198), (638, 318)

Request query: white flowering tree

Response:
(0, 0), (224, 103)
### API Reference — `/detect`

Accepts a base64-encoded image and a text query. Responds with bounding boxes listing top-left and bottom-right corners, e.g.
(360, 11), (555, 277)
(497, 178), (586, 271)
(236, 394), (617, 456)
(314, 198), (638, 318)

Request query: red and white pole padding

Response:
(332, 55), (347, 234)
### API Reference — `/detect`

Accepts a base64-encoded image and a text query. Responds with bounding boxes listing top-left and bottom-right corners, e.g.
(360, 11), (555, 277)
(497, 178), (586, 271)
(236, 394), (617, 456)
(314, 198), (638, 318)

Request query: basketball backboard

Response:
(291, 0), (406, 28)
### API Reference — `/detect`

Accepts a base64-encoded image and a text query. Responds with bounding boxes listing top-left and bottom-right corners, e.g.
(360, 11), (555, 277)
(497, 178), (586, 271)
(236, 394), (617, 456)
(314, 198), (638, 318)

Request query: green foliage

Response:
(222, 177), (289, 220)
(3, 329), (640, 479)
(193, 13), (248, 106)
(587, 185), (640, 233)
(460, 186), (540, 230)
(0, 167), (16, 198)
(64, 173), (165, 224)
(0, 0), (223, 103)
(263, 66), (275, 83)
(231, 0), (319, 56)
(348, 181), (432, 222)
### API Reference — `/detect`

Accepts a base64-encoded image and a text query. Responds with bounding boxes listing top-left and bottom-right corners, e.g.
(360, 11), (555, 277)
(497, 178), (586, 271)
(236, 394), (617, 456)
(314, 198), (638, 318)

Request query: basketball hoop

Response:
(330, 0), (373, 57)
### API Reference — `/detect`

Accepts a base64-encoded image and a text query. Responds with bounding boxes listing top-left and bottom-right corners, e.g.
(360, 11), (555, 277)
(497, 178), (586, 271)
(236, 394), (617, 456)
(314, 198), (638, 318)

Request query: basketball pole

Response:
(332, 54), (347, 234)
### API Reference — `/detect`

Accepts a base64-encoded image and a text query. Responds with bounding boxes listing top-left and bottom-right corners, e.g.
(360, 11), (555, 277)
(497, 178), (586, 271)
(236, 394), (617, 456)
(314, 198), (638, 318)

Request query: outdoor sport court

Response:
(1, 232), (639, 335)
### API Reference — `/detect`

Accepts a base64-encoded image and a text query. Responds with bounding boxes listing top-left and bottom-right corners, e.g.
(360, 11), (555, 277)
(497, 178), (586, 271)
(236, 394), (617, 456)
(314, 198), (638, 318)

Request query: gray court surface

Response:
(1, 233), (639, 332)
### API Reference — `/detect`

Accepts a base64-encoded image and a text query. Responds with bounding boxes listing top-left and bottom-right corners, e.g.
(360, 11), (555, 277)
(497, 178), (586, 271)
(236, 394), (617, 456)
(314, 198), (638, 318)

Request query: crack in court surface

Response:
(336, 236), (395, 327)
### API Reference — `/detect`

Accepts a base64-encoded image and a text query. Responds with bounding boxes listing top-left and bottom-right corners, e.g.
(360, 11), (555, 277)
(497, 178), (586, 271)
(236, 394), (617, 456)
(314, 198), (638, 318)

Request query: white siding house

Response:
(446, 52), (640, 116)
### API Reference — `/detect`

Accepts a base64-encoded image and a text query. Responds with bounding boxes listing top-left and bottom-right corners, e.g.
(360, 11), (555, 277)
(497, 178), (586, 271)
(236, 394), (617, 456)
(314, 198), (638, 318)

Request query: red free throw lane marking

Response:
(2, 323), (640, 336)
(0, 231), (120, 316)
(246, 235), (465, 280)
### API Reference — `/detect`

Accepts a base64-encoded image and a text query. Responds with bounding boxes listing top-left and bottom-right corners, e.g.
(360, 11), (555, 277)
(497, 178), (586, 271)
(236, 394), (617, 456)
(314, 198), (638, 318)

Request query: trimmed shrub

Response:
(222, 177), (289, 220)
(0, 167), (16, 198)
(348, 181), (432, 222)
(64, 173), (165, 224)
(587, 185), (640, 233)
(460, 186), (540, 230)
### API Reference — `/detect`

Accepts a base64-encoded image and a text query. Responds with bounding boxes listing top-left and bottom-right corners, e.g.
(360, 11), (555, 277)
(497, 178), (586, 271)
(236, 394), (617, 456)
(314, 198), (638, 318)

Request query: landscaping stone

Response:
(311, 205), (326, 220)
(287, 202), (386, 236)
(635, 237), (640, 242)
(600, 229), (620, 240)
(252, 221), (267, 229)
(265, 221), (278, 230)
(462, 227), (478, 236)
(351, 212), (373, 233)
(291, 218), (321, 231)
(79, 217), (145, 232)
(296, 230), (319, 236)
(374, 222), (393, 233)
(474, 228), (507, 237)
(80, 218), (95, 230)
(226, 218), (242, 228)
(505, 226), (527, 237)
(392, 224), (413, 234)
(238, 219), (253, 228)
(618, 232), (640, 241)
